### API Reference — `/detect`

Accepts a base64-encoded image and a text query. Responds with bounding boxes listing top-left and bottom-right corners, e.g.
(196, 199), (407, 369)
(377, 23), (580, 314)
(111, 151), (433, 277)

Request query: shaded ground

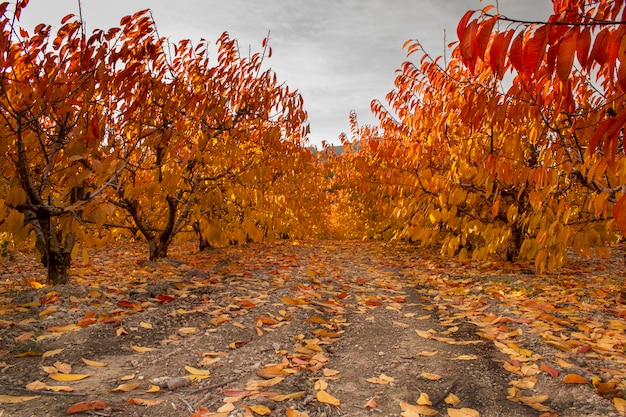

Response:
(0, 240), (625, 417)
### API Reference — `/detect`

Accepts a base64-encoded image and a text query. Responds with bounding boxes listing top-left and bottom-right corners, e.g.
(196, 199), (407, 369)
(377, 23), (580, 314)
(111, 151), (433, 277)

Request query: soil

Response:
(0, 240), (625, 417)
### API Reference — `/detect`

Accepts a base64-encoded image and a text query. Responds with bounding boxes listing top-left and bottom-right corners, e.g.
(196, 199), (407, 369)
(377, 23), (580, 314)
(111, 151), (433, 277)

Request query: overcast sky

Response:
(19, 1), (553, 147)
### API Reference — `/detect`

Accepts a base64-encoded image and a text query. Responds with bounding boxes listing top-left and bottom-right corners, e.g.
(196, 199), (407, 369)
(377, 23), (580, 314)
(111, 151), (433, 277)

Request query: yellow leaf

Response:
(421, 372), (443, 381)
(0, 395), (39, 403)
(42, 349), (63, 358)
(217, 402), (236, 413)
(126, 398), (163, 406)
(286, 408), (309, 417)
(450, 355), (478, 361)
(562, 374), (588, 384)
(25, 380), (47, 390)
(323, 369), (340, 377)
(81, 358), (108, 367)
(116, 327), (127, 337)
(415, 329), (433, 339)
(46, 385), (74, 392)
(399, 401), (438, 416)
(178, 327), (197, 335)
(145, 384), (160, 393)
(53, 361), (71, 374)
(614, 397), (626, 415)
(366, 373), (394, 384)
(184, 366), (210, 376)
(447, 407), (481, 417)
(415, 351), (438, 357)
(130, 345), (155, 353)
(270, 391), (306, 402)
(111, 382), (141, 392)
(48, 373), (91, 381)
(314, 379), (328, 391)
(47, 324), (81, 334)
(248, 405), (272, 415)
(316, 390), (340, 406)
(41, 365), (57, 374)
(445, 393), (461, 406)
(139, 322), (153, 329)
(417, 392), (432, 406)
(120, 374), (135, 381)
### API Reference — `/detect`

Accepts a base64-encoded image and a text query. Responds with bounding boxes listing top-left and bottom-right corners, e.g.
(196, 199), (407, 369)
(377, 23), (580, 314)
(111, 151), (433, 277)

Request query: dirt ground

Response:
(0, 240), (625, 417)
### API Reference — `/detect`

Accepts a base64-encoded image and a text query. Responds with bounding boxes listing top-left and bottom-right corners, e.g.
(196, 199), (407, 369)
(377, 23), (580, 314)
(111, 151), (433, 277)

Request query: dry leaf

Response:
(314, 379), (328, 391)
(139, 322), (153, 329)
(399, 401), (438, 416)
(271, 391), (306, 402)
(614, 397), (626, 414)
(323, 369), (340, 377)
(562, 374), (588, 384)
(145, 384), (160, 393)
(25, 380), (47, 390)
(48, 373), (91, 382)
(447, 407), (481, 417)
(184, 366), (211, 376)
(0, 395), (39, 403)
(316, 390), (340, 406)
(286, 408), (310, 417)
(415, 351), (439, 357)
(130, 345), (155, 353)
(421, 372), (443, 381)
(248, 405), (272, 415)
(81, 358), (108, 367)
(417, 392), (432, 406)
(126, 398), (164, 406)
(42, 349), (63, 358)
(53, 361), (71, 374)
(364, 397), (377, 408)
(66, 400), (108, 414)
(366, 373), (394, 384)
(445, 393), (461, 406)
(111, 381), (141, 392)
(451, 355), (478, 361)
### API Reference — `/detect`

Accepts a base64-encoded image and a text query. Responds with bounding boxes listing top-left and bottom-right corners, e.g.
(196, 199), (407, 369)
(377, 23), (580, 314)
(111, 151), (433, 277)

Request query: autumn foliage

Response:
(0, 1), (327, 284)
(330, 0), (626, 271)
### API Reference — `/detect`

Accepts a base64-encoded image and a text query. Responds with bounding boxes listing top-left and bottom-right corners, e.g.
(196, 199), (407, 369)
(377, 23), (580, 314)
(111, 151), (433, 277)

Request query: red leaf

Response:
(157, 295), (175, 303)
(540, 362), (559, 378)
(576, 27), (591, 69)
(557, 28), (578, 82)
(509, 32), (524, 75)
(457, 9), (477, 44)
(117, 300), (141, 309)
(460, 20), (479, 73)
(489, 29), (515, 78)
(474, 17), (497, 62)
(618, 60), (626, 93)
(61, 13), (75, 24)
(616, 195), (626, 237)
(523, 26), (548, 78)
(66, 400), (108, 414)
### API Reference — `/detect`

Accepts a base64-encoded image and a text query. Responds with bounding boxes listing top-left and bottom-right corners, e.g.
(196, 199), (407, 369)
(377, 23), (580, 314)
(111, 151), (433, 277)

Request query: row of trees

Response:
(0, 2), (328, 284)
(330, 0), (625, 271)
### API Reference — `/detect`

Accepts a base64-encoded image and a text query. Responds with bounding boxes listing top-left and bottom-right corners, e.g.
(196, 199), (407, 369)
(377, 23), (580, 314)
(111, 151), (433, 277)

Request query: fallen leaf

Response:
(450, 355), (478, 361)
(145, 384), (160, 393)
(323, 369), (340, 377)
(415, 351), (438, 357)
(48, 373), (91, 382)
(185, 366), (211, 376)
(445, 393), (461, 406)
(364, 397), (377, 408)
(248, 405), (272, 415)
(614, 397), (626, 414)
(42, 349), (63, 358)
(421, 372), (443, 381)
(562, 374), (588, 384)
(447, 407), (481, 417)
(0, 395), (39, 403)
(316, 390), (340, 406)
(286, 408), (310, 417)
(25, 380), (48, 390)
(111, 381), (141, 392)
(366, 373), (394, 384)
(314, 379), (328, 391)
(271, 391), (306, 401)
(130, 345), (155, 353)
(139, 322), (153, 329)
(399, 401), (438, 416)
(66, 400), (108, 414)
(53, 361), (71, 374)
(126, 398), (163, 406)
(417, 392), (432, 406)
(81, 358), (108, 367)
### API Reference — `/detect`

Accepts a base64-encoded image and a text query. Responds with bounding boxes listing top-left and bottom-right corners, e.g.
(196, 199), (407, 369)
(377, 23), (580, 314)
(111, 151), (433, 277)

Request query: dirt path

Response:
(0, 240), (624, 416)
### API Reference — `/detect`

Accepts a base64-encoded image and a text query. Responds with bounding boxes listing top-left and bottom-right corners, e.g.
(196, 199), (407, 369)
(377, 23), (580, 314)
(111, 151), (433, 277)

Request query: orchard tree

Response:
(0, 1), (129, 284)
(103, 16), (314, 260)
(332, 0), (625, 271)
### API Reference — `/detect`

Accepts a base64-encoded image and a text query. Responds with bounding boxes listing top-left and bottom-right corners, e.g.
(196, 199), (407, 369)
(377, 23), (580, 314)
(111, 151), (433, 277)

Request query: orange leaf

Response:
(540, 362), (559, 378)
(126, 398), (163, 406)
(66, 400), (108, 414)
(562, 374), (588, 384)
(556, 28), (578, 82)
(613, 195), (626, 236)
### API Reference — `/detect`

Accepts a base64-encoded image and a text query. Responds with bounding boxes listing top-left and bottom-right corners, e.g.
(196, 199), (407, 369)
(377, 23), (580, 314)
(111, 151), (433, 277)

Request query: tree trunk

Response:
(47, 248), (72, 285)
(193, 221), (212, 251)
(507, 223), (524, 262)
